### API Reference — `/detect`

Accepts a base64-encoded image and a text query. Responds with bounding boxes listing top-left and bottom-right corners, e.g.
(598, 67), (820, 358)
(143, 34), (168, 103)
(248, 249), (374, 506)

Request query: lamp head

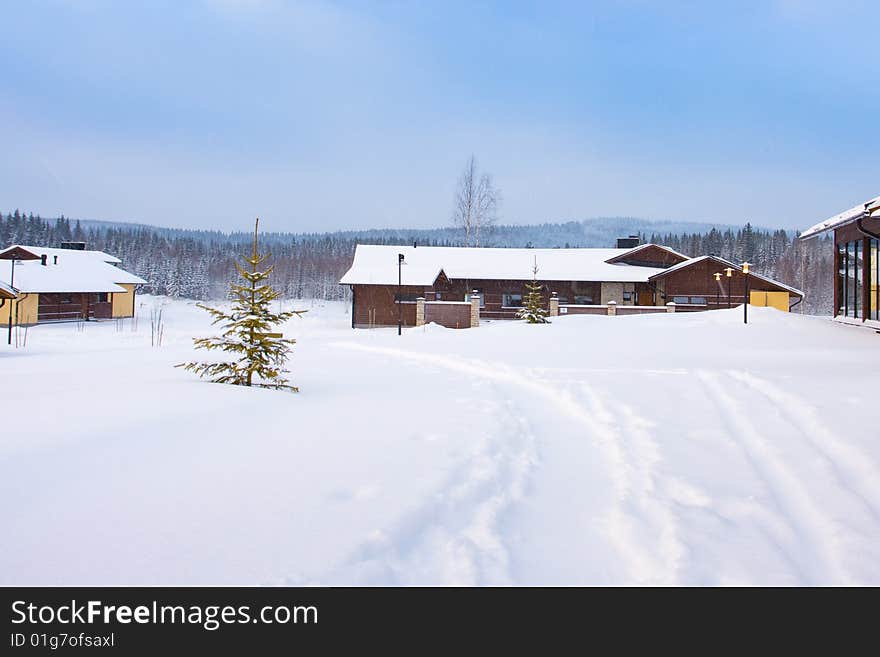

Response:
(742, 262), (751, 274)
(725, 267), (733, 277)
(714, 272), (721, 281)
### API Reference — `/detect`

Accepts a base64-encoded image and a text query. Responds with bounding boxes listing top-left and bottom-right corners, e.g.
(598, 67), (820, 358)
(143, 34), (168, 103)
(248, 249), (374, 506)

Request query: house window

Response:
(574, 295), (593, 305)
(671, 296), (707, 305)
(502, 293), (523, 307)
(871, 239), (879, 321)
(465, 289), (486, 308)
(839, 240), (865, 319)
(622, 291), (632, 302)
(95, 293), (108, 303)
(394, 293), (420, 302)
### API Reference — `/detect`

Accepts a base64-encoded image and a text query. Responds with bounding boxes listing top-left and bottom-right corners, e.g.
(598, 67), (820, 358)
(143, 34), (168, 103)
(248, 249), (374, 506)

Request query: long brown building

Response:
(800, 195), (879, 328)
(340, 240), (803, 329)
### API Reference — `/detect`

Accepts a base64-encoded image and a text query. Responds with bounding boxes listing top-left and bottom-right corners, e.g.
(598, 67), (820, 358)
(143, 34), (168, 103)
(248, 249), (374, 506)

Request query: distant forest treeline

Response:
(0, 210), (834, 314)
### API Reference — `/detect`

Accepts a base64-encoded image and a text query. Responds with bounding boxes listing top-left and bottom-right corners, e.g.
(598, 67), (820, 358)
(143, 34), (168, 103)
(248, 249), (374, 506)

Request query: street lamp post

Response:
(742, 262), (751, 324)
(724, 267), (734, 309)
(7, 258), (16, 345)
(397, 253), (405, 336)
(713, 272), (722, 310)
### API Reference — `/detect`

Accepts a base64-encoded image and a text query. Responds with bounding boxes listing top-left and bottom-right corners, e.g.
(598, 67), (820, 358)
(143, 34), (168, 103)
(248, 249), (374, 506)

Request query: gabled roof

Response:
(800, 194), (880, 239)
(0, 281), (16, 299)
(603, 243), (690, 266)
(648, 254), (804, 297)
(0, 244), (146, 293)
(339, 244), (672, 286)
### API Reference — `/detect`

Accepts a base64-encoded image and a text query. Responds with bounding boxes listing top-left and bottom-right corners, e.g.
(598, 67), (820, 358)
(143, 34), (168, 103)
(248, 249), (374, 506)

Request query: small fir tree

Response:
(517, 258), (550, 324)
(178, 218), (306, 391)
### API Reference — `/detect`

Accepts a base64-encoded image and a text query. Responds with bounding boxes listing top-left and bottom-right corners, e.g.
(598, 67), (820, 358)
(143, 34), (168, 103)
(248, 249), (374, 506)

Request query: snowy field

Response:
(2, 296), (879, 586)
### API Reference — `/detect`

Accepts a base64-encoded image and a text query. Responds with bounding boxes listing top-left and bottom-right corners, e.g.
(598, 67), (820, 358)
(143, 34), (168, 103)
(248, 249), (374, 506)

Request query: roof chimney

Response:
(54, 255), (58, 265)
(616, 235), (641, 249)
(40, 254), (47, 266)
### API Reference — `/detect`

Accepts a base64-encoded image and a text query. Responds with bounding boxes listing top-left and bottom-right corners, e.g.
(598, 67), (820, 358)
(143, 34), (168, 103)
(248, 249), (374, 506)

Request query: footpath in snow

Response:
(1, 297), (878, 585)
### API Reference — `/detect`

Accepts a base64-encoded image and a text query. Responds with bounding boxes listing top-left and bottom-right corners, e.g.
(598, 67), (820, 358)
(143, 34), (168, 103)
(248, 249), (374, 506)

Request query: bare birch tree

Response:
(452, 156), (500, 247)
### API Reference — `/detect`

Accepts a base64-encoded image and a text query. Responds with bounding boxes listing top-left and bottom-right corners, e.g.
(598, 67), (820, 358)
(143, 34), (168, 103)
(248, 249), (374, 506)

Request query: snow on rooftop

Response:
(800, 195), (880, 239)
(339, 244), (669, 286)
(0, 244), (146, 293)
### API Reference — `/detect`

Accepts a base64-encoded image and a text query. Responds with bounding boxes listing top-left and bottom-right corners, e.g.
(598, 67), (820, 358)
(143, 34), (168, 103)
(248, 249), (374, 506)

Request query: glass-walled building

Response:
(803, 195), (880, 326)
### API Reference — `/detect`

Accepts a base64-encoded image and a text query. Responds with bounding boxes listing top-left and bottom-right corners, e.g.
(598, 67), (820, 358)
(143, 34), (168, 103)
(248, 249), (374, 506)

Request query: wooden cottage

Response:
(800, 195), (880, 328)
(0, 244), (147, 327)
(339, 241), (803, 329)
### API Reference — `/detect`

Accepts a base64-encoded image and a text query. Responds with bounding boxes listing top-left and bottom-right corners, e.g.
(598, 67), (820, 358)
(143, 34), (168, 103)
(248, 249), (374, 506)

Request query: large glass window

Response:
(871, 238), (879, 321)
(839, 239), (869, 319)
(838, 243), (847, 316)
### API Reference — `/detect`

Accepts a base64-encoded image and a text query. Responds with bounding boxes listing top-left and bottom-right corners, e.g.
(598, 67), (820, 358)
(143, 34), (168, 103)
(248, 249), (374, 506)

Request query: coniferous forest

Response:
(0, 210), (834, 315)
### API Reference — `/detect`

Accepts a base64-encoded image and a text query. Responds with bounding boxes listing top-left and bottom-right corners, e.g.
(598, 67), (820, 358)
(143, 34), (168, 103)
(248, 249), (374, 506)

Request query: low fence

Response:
(555, 300), (678, 317)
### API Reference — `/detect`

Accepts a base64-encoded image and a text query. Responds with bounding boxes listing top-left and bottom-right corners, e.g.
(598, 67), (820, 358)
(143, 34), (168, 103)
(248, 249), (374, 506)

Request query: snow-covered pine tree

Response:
(178, 218), (306, 391)
(516, 258), (550, 324)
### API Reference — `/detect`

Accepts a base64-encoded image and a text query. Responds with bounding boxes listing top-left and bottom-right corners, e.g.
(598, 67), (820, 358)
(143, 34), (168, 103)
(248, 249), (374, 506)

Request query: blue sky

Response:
(1, 1), (877, 232)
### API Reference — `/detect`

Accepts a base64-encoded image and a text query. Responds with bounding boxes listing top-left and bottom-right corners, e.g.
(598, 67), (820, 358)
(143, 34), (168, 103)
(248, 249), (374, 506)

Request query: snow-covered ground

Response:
(2, 296), (879, 586)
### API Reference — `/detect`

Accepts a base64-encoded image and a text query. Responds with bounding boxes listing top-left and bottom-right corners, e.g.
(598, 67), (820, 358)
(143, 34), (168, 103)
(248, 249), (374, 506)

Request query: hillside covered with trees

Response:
(0, 210), (833, 314)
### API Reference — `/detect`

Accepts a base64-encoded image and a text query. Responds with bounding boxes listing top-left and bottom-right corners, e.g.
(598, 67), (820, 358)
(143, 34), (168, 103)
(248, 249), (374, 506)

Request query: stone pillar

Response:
(666, 302), (676, 313)
(549, 292), (559, 317)
(416, 297), (425, 327)
(470, 290), (480, 328)
(607, 300), (617, 316)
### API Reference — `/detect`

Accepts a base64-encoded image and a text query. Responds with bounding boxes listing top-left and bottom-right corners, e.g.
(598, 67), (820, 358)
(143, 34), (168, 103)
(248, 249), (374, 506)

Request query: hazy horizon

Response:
(2, 1), (877, 233)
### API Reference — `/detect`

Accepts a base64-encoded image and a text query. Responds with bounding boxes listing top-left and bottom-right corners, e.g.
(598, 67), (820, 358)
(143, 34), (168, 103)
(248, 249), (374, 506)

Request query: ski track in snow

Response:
(569, 383), (686, 585)
(331, 341), (691, 585)
(727, 370), (880, 524)
(698, 371), (853, 585)
(319, 374), (539, 585)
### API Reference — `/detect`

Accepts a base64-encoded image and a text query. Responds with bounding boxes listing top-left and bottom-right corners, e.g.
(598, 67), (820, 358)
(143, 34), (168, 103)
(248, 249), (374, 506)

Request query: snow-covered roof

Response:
(0, 280), (16, 298)
(0, 245), (147, 293)
(603, 243), (690, 264)
(648, 254), (804, 297)
(800, 195), (880, 239)
(339, 244), (672, 286)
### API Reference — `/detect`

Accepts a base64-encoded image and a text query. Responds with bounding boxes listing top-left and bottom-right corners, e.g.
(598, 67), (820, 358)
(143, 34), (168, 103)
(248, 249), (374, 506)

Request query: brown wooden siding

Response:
(655, 259), (796, 310)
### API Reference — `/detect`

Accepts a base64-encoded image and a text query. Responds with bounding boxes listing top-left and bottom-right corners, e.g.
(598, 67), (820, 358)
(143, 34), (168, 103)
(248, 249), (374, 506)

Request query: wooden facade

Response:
(650, 256), (803, 312)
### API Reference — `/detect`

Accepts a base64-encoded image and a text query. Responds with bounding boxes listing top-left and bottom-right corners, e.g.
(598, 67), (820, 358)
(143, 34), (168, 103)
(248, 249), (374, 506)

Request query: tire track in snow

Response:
(698, 371), (852, 585)
(727, 370), (880, 523)
(333, 341), (686, 585)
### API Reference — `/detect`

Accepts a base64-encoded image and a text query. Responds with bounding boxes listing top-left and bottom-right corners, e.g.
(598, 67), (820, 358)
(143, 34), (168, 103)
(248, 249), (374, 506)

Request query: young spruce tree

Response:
(178, 218), (306, 391)
(517, 258), (550, 324)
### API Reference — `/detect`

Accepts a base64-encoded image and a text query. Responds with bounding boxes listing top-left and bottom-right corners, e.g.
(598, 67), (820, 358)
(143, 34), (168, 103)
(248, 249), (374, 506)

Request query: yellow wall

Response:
(111, 284), (136, 318)
(0, 294), (39, 326)
(750, 290), (790, 312)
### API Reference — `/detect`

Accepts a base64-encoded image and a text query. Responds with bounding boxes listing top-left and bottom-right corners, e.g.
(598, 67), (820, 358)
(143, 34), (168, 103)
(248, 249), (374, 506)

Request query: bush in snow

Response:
(178, 219), (306, 391)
